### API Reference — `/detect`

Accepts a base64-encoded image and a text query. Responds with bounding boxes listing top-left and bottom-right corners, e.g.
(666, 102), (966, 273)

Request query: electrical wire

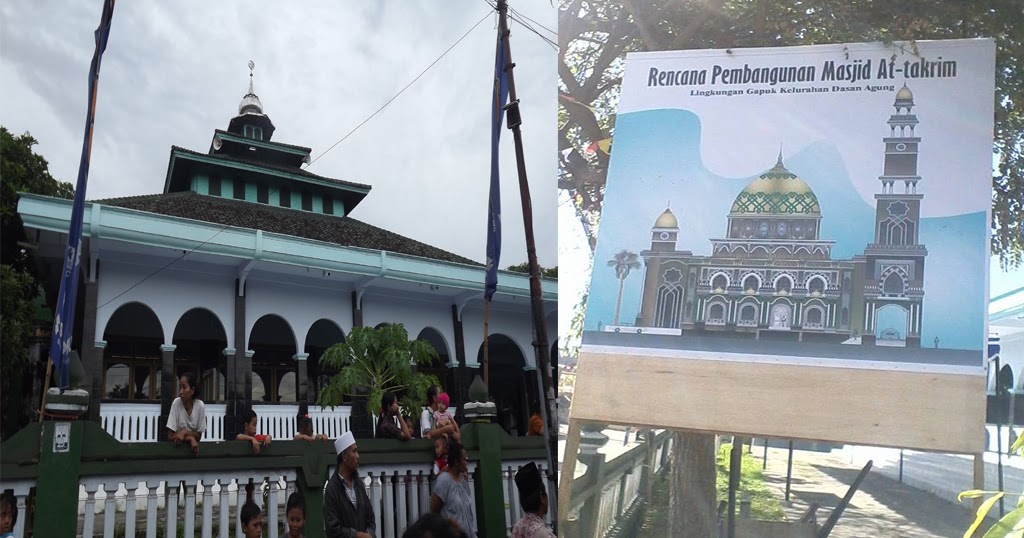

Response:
(306, 10), (492, 168)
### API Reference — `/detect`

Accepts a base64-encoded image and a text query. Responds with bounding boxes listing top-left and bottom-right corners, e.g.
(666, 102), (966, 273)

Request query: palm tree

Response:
(608, 250), (641, 325)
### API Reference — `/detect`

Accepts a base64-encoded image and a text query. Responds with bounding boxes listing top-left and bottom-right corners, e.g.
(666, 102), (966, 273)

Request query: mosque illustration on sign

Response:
(629, 86), (928, 347)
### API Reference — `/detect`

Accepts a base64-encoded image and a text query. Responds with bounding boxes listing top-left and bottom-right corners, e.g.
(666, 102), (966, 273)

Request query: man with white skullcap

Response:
(324, 432), (376, 538)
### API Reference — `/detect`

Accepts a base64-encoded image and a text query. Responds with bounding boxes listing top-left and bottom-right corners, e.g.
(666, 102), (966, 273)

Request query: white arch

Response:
(740, 272), (763, 291)
(248, 313), (298, 354)
(709, 271), (731, 290)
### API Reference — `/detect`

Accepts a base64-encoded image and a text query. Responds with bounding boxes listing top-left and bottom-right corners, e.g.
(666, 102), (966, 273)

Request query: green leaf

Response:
(962, 490), (1000, 502)
(982, 506), (1024, 538)
(965, 493), (1005, 538)
(1011, 430), (1024, 456)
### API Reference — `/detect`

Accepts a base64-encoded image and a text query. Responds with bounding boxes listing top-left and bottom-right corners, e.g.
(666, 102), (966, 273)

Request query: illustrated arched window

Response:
(707, 303), (726, 324)
(808, 277), (826, 295)
(883, 272), (905, 296)
(743, 275), (759, 292)
(739, 304), (757, 325)
(711, 274), (728, 291)
(252, 375), (267, 403)
(775, 276), (793, 294)
(105, 363), (130, 400)
(806, 308), (823, 325)
(770, 303), (792, 329)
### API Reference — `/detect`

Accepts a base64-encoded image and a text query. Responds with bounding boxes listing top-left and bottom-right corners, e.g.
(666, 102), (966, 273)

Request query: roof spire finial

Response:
(667, 200), (671, 209)
(247, 60), (255, 96)
(777, 143), (784, 165)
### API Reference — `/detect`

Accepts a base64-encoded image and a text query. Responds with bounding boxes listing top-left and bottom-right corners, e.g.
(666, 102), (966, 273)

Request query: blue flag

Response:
(48, 0), (116, 390)
(485, 33), (509, 302)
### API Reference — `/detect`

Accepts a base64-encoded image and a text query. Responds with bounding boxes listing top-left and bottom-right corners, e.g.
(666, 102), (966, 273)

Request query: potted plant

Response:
(316, 323), (438, 438)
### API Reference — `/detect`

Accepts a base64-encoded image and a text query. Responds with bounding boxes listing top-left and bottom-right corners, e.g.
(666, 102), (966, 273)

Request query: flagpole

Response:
(483, 298), (490, 386)
(496, 0), (558, 529)
(40, 0), (116, 421)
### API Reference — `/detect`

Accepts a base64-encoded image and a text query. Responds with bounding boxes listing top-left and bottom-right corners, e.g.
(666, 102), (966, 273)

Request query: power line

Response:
(485, 0), (557, 51)
(306, 10), (492, 168)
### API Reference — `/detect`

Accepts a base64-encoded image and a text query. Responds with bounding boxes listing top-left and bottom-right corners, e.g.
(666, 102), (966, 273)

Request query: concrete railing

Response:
(0, 419), (546, 538)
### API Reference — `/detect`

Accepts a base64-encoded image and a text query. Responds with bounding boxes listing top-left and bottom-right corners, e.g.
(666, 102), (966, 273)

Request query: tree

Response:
(505, 262), (559, 279)
(316, 323), (439, 424)
(0, 127), (74, 440)
(560, 3), (1024, 535)
(607, 249), (640, 325)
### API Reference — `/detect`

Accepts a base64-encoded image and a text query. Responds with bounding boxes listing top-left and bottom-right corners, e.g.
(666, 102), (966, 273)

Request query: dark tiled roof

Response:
(213, 129), (312, 153)
(92, 191), (480, 266)
(172, 146), (372, 192)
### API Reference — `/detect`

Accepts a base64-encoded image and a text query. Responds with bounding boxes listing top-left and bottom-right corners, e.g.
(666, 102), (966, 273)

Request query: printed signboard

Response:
(574, 39), (995, 452)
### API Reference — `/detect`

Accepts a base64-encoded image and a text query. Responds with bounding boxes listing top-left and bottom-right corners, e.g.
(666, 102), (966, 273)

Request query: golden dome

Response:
(730, 156), (821, 215)
(895, 85), (914, 103)
(654, 208), (678, 228)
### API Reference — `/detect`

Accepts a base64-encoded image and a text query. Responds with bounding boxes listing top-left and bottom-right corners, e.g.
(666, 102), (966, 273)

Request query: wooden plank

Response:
(572, 351), (985, 453)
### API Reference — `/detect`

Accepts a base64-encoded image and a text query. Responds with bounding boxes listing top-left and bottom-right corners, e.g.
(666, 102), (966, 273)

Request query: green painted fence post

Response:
(472, 423), (507, 538)
(34, 421), (84, 536)
(299, 442), (332, 538)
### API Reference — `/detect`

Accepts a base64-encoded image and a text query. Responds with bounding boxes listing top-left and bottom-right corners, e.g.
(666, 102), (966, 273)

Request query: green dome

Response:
(730, 157), (821, 215)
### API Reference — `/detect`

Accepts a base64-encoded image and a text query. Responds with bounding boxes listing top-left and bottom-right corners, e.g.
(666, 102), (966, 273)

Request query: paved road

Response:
(760, 447), (998, 537)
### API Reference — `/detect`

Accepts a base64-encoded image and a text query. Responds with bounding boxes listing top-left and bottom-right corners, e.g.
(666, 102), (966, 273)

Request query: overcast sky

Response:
(0, 1), (557, 268)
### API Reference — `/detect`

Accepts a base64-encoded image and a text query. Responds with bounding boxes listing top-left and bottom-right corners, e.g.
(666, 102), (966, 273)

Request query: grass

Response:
(638, 442), (784, 536)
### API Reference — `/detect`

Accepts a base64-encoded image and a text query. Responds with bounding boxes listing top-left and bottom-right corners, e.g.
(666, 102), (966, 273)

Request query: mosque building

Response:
(634, 86), (926, 347)
(17, 68), (556, 440)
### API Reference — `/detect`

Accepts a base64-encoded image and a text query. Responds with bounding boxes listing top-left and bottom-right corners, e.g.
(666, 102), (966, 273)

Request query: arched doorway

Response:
(102, 303), (163, 401)
(478, 334), (527, 436)
(249, 315), (297, 403)
(306, 320), (346, 405)
(769, 303), (792, 330)
(998, 364), (1014, 395)
(875, 304), (909, 346)
(172, 309), (228, 403)
(416, 327), (453, 405)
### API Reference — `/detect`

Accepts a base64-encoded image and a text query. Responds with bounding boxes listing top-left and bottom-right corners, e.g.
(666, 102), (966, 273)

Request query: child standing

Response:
(293, 414), (329, 443)
(236, 409), (272, 454)
(432, 393), (461, 443)
(0, 491), (15, 538)
(240, 501), (263, 538)
(432, 436), (449, 476)
(285, 492), (306, 538)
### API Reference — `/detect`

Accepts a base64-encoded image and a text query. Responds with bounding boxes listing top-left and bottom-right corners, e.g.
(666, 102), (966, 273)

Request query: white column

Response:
(13, 493), (26, 538)
(166, 483), (179, 538)
(219, 479), (231, 538)
(201, 477), (214, 538)
(145, 480), (159, 538)
(125, 483), (138, 538)
(235, 479), (244, 538)
(383, 472), (395, 538)
(408, 473), (420, 524)
(396, 473), (408, 533)
(370, 473), (383, 537)
(502, 467), (513, 534)
(417, 470), (430, 517)
(269, 477), (281, 538)
(82, 484), (97, 538)
(184, 481), (197, 537)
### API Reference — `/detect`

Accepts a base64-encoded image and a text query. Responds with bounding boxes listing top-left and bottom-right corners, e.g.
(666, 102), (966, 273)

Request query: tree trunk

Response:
(613, 275), (625, 325)
(669, 430), (717, 537)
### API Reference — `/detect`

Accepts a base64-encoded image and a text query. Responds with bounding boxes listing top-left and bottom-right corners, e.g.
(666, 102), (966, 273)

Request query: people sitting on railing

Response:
(433, 435), (449, 476)
(430, 440), (477, 538)
(421, 385), (458, 442)
(0, 491), (15, 538)
(432, 393), (461, 443)
(294, 414), (330, 443)
(511, 462), (554, 538)
(166, 371), (205, 455)
(402, 513), (466, 538)
(286, 492), (307, 538)
(240, 501), (263, 538)
(324, 432), (376, 538)
(236, 408), (272, 454)
(376, 391), (412, 441)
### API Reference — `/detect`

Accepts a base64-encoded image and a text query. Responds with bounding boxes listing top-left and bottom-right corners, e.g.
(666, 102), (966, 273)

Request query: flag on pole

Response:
(485, 32), (510, 302)
(49, 0), (116, 390)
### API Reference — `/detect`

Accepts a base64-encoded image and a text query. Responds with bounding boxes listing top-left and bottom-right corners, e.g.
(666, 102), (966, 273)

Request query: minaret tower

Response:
(861, 85), (928, 347)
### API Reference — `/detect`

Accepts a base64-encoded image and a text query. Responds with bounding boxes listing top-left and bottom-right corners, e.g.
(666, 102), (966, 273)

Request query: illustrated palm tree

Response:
(608, 250), (641, 325)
